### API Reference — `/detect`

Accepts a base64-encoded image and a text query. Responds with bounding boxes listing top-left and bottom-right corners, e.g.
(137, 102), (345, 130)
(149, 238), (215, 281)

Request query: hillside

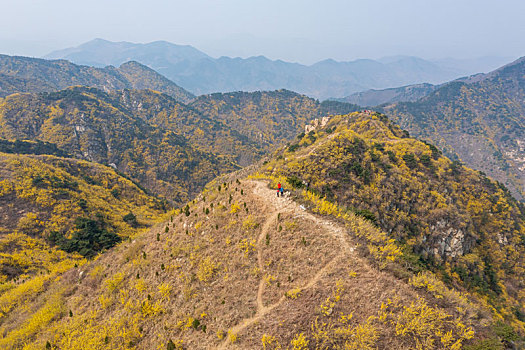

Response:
(0, 152), (167, 283)
(190, 90), (360, 160)
(0, 176), (497, 349)
(262, 111), (525, 339)
(0, 139), (71, 158)
(381, 56), (525, 200)
(45, 39), (472, 99)
(0, 86), (233, 204)
(1, 112), (523, 349)
(0, 86), (359, 202)
(112, 89), (265, 166)
(0, 54), (194, 103)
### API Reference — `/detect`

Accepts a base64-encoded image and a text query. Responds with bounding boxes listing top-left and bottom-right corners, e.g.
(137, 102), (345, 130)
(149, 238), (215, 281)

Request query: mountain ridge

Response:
(45, 39), (484, 99)
(1, 112), (523, 348)
(0, 86), (233, 204)
(380, 55), (525, 200)
(0, 54), (194, 103)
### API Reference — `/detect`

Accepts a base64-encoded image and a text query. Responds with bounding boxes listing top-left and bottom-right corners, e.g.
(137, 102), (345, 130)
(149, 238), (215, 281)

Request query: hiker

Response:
(277, 182), (282, 197)
(279, 186), (284, 197)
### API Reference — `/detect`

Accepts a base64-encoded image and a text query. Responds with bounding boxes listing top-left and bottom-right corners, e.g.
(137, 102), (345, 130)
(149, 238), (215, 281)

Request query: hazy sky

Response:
(1, 0), (524, 64)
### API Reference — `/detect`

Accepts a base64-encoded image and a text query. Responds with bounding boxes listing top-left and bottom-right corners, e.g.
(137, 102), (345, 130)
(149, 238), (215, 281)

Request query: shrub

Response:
(290, 332), (309, 350)
(230, 203), (241, 214)
(123, 212), (138, 227)
(420, 154), (432, 167)
(228, 331), (237, 344)
(285, 288), (302, 299)
(492, 321), (519, 342)
(58, 217), (121, 258)
(288, 144), (301, 152)
(197, 257), (217, 282)
(402, 153), (418, 169)
(353, 208), (377, 224)
(287, 175), (304, 188)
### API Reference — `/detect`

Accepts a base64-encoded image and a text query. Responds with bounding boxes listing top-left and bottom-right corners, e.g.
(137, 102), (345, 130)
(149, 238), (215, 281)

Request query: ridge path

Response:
(218, 180), (355, 349)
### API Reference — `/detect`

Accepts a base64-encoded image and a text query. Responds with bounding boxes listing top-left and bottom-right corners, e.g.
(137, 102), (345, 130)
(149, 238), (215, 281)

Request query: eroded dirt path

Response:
(256, 210), (279, 313)
(218, 180), (355, 349)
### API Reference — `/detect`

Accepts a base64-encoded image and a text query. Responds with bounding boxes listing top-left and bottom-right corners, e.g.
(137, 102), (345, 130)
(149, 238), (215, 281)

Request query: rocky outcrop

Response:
(425, 220), (467, 260)
(305, 116), (330, 133)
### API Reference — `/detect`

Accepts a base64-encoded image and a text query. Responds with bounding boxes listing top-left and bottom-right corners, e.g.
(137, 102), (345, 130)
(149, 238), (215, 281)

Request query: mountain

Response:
(0, 86), (233, 204)
(114, 61), (195, 103)
(2, 112), (523, 349)
(0, 54), (194, 103)
(337, 83), (438, 106)
(381, 56), (525, 200)
(432, 56), (515, 76)
(0, 85), (359, 201)
(0, 150), (168, 282)
(45, 38), (210, 68)
(45, 39), (475, 99)
(337, 57), (518, 107)
(189, 90), (360, 162)
(262, 111), (525, 342)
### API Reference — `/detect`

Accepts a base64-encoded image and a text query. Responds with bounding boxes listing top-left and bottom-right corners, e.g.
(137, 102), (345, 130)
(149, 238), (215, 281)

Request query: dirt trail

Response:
(256, 210), (279, 313)
(218, 180), (355, 349)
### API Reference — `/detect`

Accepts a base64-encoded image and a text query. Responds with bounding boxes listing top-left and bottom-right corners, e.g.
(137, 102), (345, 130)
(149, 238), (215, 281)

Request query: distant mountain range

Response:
(0, 54), (194, 103)
(336, 83), (438, 106)
(44, 39), (510, 100)
(336, 60), (514, 107)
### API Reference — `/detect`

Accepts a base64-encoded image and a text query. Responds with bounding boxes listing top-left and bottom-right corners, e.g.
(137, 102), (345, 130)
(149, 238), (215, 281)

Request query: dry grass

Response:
(1, 177), (490, 349)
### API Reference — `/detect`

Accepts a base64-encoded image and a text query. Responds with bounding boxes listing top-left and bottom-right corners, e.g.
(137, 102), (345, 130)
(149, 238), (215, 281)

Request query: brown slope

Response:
(2, 175), (500, 349)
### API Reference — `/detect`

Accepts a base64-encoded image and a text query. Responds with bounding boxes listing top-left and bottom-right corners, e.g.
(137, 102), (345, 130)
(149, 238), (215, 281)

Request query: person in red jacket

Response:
(277, 183), (282, 197)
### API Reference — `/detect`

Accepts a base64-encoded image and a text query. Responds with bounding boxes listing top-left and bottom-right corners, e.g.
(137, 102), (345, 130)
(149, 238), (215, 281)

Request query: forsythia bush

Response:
(378, 298), (474, 349)
(303, 190), (402, 268)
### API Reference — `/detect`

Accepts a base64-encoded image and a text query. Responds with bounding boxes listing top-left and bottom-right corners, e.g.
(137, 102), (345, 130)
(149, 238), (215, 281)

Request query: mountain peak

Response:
(0, 54), (194, 103)
(44, 39), (210, 69)
(43, 39), (493, 99)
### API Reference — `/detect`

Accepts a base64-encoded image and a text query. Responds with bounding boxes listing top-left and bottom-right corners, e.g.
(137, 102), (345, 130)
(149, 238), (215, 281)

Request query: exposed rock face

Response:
(425, 219), (512, 263)
(305, 116), (330, 133)
(427, 220), (467, 260)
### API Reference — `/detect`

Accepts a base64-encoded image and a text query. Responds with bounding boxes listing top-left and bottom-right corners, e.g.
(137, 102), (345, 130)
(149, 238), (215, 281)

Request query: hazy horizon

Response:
(1, 0), (524, 65)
